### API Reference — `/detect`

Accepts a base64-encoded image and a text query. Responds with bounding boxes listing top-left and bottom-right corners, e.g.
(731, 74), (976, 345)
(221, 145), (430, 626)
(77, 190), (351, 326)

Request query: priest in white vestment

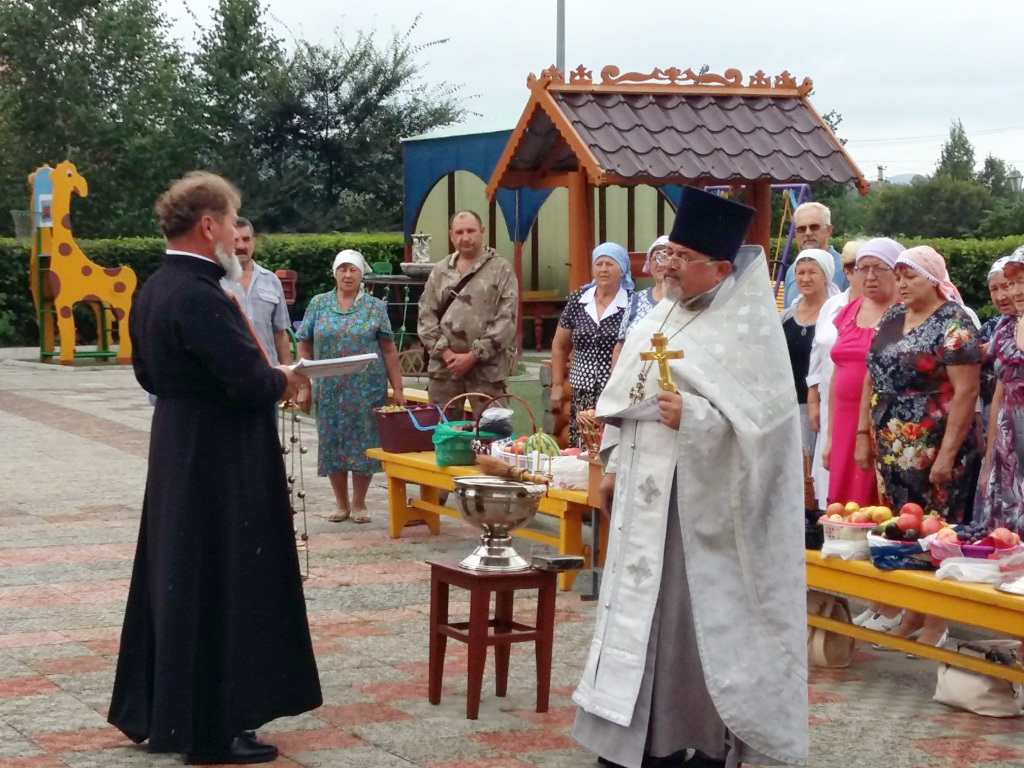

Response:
(572, 187), (809, 768)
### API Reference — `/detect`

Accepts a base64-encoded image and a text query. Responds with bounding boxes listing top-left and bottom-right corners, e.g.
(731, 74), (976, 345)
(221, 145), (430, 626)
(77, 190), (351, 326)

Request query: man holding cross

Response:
(572, 187), (808, 768)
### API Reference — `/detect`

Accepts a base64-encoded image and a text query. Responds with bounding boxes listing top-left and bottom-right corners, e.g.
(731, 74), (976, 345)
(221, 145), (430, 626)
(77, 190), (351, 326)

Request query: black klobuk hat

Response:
(668, 186), (756, 263)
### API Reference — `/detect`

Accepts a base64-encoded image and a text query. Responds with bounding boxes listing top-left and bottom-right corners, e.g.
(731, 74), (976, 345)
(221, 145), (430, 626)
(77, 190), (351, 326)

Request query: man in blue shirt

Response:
(221, 217), (293, 365)
(782, 202), (847, 308)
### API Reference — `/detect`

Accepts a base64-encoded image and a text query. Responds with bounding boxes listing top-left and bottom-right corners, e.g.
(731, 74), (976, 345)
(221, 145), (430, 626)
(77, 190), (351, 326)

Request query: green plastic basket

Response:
(432, 420), (501, 466)
(431, 393), (509, 466)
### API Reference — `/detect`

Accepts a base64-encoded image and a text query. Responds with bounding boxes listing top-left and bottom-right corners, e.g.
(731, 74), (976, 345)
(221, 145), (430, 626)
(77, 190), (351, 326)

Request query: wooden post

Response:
(748, 181), (772, 258)
(567, 171), (592, 290)
(513, 240), (524, 353)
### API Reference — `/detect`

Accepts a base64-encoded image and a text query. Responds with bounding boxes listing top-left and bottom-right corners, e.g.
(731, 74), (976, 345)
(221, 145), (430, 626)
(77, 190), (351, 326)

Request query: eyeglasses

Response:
(853, 264), (893, 276)
(795, 223), (824, 234)
(654, 252), (714, 267)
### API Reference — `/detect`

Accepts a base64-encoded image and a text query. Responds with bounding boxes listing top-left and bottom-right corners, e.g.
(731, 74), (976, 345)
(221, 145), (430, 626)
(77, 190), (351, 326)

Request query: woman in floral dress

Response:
(296, 251), (405, 523)
(861, 248), (981, 520)
(861, 246), (981, 650)
(978, 253), (1024, 535)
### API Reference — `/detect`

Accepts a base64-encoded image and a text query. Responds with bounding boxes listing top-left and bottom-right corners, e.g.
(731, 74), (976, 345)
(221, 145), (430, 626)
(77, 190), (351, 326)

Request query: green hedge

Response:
(831, 235), (1024, 318)
(2, 232), (1022, 347)
(0, 233), (404, 346)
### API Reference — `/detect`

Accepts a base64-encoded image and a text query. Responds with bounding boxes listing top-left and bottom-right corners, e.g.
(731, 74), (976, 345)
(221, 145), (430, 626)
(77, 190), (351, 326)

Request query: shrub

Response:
(0, 233), (404, 346)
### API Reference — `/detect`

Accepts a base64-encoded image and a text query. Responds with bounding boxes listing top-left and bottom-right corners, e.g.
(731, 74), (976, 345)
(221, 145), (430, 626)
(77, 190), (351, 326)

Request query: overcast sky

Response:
(166, 0), (1024, 181)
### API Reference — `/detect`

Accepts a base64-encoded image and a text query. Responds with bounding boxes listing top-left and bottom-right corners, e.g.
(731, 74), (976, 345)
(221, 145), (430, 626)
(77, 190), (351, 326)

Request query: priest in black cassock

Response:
(108, 172), (322, 765)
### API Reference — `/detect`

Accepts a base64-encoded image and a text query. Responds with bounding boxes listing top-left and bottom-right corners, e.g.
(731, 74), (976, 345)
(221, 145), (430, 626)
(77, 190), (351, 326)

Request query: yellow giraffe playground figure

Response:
(27, 161), (136, 364)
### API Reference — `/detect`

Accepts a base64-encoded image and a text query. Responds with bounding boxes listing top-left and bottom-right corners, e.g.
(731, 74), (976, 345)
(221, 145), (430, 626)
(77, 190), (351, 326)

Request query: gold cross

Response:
(640, 332), (683, 393)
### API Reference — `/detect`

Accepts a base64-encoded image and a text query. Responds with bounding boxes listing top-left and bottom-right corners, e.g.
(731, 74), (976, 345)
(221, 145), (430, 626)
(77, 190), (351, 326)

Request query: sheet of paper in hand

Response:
(290, 353), (378, 379)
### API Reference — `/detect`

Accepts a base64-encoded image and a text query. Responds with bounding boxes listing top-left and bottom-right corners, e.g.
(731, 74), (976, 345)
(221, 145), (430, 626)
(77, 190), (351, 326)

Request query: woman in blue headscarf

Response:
(550, 242), (634, 449)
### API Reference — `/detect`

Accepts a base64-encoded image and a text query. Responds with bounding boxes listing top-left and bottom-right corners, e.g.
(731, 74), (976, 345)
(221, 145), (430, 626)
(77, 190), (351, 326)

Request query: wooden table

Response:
(366, 448), (591, 590)
(521, 291), (566, 351)
(427, 560), (555, 719)
(806, 551), (1024, 683)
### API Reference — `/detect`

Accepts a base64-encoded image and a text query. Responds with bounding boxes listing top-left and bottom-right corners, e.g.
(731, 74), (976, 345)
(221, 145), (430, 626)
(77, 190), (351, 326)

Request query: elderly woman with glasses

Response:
(551, 242), (633, 449)
(611, 235), (669, 367)
(822, 238), (903, 508)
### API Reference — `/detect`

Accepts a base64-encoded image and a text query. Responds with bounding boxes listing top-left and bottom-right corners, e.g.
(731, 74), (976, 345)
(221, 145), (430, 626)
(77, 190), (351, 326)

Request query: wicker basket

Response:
(576, 409), (603, 456)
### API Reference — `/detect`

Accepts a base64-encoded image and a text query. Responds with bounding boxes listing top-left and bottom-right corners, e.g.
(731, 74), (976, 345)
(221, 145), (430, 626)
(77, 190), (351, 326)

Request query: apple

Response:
(844, 501), (860, 514)
(826, 502), (845, 517)
(829, 514), (844, 522)
(896, 513), (920, 533)
(899, 502), (925, 520)
(871, 507), (894, 523)
(849, 512), (871, 524)
(920, 516), (945, 537)
(991, 527), (1022, 548)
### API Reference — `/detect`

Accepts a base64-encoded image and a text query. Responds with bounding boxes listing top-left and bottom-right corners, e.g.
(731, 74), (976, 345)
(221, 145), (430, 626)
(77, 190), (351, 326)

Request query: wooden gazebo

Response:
(486, 65), (869, 289)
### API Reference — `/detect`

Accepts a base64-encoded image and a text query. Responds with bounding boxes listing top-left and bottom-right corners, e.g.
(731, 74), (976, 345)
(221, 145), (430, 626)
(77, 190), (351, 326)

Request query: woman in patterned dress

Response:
(978, 252), (1024, 536)
(551, 242), (633, 450)
(861, 246), (981, 649)
(296, 251), (405, 523)
(611, 235), (669, 367)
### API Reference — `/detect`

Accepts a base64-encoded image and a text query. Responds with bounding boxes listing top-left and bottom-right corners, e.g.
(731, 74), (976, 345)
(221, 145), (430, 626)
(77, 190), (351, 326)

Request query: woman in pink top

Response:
(823, 238), (903, 505)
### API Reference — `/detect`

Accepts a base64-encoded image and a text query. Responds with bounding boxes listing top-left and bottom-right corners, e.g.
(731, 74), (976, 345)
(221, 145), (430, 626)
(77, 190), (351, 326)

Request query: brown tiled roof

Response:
(553, 91), (859, 184)
(535, 90), (861, 185)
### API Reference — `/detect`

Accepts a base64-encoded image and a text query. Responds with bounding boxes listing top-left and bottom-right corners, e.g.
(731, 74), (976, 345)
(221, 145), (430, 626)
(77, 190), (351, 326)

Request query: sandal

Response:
(328, 508), (351, 522)
(352, 511), (371, 524)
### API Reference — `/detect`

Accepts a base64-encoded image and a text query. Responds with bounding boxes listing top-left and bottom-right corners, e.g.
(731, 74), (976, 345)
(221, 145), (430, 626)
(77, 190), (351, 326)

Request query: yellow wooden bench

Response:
(365, 448), (591, 591)
(806, 550), (1024, 683)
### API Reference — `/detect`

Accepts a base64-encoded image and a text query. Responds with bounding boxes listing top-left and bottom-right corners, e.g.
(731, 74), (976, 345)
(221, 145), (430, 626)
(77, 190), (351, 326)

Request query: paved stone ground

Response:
(0, 355), (1021, 768)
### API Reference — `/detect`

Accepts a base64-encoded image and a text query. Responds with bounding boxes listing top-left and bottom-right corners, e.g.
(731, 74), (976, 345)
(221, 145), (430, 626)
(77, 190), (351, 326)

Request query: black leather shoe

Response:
(183, 735), (278, 765)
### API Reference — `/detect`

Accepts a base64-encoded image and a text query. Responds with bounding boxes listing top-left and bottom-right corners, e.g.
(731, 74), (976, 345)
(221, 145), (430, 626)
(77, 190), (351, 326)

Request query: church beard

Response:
(215, 242), (244, 282)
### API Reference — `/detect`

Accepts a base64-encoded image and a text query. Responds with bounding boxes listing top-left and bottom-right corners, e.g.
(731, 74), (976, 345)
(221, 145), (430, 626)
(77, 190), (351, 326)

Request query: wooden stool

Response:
(427, 559), (556, 719)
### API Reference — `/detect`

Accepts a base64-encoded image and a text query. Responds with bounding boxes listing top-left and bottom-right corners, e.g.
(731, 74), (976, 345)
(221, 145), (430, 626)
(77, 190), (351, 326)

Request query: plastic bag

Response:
(936, 557), (1005, 583)
(867, 533), (934, 570)
(820, 539), (870, 560)
(548, 455), (589, 490)
(934, 639), (1024, 717)
(478, 407), (514, 437)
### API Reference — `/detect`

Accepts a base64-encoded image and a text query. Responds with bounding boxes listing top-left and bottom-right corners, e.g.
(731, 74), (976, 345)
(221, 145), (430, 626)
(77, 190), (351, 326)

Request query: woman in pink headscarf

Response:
(860, 246), (981, 650)
(860, 246), (981, 523)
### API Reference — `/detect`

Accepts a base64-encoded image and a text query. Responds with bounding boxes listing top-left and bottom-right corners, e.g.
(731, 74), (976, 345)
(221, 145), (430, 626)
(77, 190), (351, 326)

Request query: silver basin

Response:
(451, 476), (545, 571)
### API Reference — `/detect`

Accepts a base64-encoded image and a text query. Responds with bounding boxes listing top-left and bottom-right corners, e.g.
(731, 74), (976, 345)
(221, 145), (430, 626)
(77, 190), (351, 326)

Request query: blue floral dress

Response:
(296, 291), (393, 476)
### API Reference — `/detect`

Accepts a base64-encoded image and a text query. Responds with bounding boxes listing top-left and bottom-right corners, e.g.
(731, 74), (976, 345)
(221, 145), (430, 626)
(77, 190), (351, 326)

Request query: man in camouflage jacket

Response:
(418, 210), (518, 415)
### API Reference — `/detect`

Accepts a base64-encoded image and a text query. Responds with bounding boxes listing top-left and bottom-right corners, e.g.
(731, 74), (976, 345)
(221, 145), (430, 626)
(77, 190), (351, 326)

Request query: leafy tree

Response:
(935, 119), (975, 181)
(0, 0), (202, 236)
(976, 154), (1015, 199)
(259, 22), (466, 231)
(869, 175), (991, 237)
(978, 197), (1024, 237)
(193, 0), (285, 207)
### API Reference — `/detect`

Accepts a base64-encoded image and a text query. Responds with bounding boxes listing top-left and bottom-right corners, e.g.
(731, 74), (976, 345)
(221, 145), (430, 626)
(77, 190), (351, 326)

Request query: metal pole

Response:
(556, 0), (565, 73)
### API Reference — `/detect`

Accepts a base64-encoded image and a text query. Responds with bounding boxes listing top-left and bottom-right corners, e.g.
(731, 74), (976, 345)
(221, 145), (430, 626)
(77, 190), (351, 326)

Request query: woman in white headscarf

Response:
(296, 250), (405, 523)
(780, 248), (840, 458)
